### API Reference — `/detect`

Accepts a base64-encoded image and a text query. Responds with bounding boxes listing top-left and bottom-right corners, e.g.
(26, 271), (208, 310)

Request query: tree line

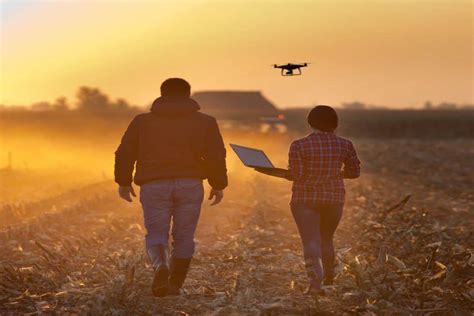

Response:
(341, 101), (474, 110)
(0, 86), (140, 113)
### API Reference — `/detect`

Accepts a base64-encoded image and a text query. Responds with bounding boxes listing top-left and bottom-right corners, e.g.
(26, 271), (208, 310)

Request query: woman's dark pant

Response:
(291, 203), (343, 288)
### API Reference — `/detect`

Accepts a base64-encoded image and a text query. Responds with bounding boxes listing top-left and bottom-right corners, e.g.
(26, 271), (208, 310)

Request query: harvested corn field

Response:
(1, 138), (473, 315)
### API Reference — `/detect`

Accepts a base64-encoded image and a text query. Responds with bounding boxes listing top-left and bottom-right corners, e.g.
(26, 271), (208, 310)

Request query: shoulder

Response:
(335, 135), (355, 149)
(124, 113), (150, 128)
(290, 137), (304, 146)
(131, 112), (150, 122)
(290, 136), (308, 150)
(191, 112), (219, 128)
(194, 111), (217, 122)
(291, 133), (314, 146)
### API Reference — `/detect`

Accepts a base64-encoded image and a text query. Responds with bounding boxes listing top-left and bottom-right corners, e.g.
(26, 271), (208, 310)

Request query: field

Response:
(0, 110), (473, 315)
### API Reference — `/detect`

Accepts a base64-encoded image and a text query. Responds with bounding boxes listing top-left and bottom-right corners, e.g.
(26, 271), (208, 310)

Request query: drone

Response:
(273, 63), (309, 76)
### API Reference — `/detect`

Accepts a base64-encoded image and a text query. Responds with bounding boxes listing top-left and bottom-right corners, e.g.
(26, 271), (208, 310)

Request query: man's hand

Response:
(119, 185), (136, 202)
(208, 188), (224, 206)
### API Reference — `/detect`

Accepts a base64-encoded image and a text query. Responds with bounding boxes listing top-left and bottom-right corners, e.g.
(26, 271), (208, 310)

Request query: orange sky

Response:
(0, 0), (472, 108)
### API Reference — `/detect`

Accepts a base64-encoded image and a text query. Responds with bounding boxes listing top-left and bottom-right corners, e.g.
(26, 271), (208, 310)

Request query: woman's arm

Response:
(254, 167), (291, 180)
(342, 141), (361, 179)
(288, 141), (304, 181)
(252, 140), (303, 181)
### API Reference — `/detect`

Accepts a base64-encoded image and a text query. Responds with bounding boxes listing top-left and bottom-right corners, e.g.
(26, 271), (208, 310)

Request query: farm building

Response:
(191, 91), (280, 120)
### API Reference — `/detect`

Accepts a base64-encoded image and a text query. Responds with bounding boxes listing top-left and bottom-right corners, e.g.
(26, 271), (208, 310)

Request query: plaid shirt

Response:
(288, 131), (360, 205)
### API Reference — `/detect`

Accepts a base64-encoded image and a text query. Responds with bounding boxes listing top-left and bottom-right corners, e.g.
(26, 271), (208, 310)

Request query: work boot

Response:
(147, 245), (170, 297)
(323, 274), (334, 286)
(168, 257), (191, 295)
(305, 284), (325, 297)
(305, 258), (322, 292)
(322, 258), (335, 286)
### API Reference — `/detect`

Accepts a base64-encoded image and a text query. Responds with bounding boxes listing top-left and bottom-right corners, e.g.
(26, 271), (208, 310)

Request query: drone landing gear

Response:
(280, 68), (302, 76)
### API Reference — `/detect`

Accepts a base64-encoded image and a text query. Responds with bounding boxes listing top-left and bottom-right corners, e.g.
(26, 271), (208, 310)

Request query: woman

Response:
(256, 105), (360, 293)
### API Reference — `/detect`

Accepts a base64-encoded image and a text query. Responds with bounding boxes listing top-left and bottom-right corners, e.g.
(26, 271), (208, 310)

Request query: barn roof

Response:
(192, 91), (279, 119)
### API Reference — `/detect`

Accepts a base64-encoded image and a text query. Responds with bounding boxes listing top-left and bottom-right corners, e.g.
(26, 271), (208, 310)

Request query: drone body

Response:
(273, 63), (309, 76)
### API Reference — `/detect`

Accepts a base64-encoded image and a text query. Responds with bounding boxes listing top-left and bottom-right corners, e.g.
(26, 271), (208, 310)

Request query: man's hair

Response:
(160, 78), (191, 98)
(307, 105), (338, 132)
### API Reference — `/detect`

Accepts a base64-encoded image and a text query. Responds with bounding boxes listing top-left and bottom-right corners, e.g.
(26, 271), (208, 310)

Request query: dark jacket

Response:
(114, 97), (228, 190)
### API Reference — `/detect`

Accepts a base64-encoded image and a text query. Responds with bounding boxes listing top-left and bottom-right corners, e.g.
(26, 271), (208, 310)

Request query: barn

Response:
(191, 91), (280, 120)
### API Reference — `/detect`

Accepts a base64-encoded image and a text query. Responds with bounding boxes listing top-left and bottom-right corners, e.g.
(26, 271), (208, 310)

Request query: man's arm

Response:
(203, 118), (227, 205)
(342, 141), (360, 179)
(114, 117), (139, 201)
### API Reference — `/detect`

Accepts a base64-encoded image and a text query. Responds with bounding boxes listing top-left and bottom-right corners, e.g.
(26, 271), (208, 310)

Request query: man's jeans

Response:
(139, 178), (204, 258)
(291, 203), (344, 288)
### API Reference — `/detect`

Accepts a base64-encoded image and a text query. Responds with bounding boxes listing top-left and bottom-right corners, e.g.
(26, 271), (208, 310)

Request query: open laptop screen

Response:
(230, 144), (275, 168)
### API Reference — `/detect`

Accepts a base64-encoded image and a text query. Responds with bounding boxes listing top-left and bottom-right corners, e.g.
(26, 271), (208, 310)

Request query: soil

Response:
(1, 139), (473, 315)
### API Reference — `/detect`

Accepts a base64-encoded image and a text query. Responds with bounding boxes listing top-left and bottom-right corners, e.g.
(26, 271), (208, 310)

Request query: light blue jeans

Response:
(291, 203), (344, 288)
(139, 178), (204, 258)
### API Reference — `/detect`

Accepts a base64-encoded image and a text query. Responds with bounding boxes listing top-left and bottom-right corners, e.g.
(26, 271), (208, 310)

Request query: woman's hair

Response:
(307, 105), (338, 132)
(160, 78), (191, 98)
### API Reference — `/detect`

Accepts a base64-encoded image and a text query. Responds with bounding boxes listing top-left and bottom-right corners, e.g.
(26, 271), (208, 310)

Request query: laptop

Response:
(229, 143), (287, 172)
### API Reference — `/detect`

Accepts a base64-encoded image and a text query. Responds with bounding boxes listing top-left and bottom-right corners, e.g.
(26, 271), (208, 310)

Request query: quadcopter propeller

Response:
(271, 62), (312, 66)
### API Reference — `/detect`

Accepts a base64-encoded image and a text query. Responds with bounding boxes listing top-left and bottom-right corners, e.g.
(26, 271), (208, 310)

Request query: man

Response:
(114, 78), (227, 297)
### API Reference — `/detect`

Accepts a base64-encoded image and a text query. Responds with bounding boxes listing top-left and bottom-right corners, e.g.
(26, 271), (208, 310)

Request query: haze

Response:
(1, 0), (472, 108)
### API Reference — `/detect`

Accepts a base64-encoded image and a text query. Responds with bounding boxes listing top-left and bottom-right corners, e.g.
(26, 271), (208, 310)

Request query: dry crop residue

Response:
(1, 139), (473, 315)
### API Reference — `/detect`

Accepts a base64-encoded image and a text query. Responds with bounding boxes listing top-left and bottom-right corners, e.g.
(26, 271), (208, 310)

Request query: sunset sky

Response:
(0, 0), (472, 108)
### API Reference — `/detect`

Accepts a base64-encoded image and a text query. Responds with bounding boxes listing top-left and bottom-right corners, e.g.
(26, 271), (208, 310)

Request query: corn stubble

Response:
(0, 139), (473, 315)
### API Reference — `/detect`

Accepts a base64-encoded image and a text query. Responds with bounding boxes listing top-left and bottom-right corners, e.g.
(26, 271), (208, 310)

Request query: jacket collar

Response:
(150, 96), (200, 116)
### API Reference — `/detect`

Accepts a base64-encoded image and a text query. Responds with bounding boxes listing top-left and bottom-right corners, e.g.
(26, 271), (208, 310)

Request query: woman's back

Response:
(289, 131), (360, 205)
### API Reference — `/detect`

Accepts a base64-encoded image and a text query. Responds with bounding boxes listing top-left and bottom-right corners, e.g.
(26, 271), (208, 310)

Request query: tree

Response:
(113, 98), (130, 111)
(437, 102), (456, 110)
(76, 86), (110, 112)
(342, 101), (366, 110)
(53, 97), (69, 111)
(31, 101), (52, 111)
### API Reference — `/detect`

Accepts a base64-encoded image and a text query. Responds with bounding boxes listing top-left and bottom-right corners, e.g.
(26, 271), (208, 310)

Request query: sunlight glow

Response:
(1, 0), (472, 108)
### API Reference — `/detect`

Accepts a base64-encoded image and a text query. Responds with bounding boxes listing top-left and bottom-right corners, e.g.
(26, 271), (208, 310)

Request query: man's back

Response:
(114, 96), (227, 190)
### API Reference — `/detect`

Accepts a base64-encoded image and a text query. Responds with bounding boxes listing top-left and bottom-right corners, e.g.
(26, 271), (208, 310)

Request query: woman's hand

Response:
(254, 167), (291, 180)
